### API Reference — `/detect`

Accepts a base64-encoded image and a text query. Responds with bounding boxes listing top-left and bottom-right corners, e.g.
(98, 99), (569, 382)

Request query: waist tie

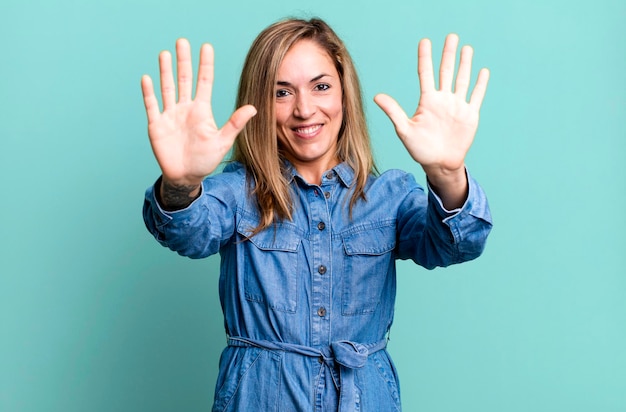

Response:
(228, 336), (388, 411)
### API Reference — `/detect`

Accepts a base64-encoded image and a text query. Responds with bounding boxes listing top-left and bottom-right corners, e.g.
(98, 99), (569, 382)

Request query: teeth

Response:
(294, 125), (321, 135)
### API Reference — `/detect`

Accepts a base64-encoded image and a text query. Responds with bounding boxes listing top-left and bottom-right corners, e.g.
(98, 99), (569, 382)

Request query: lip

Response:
(291, 124), (323, 139)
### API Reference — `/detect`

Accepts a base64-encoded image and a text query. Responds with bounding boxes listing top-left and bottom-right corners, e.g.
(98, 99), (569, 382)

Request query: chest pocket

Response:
(237, 217), (302, 313)
(341, 222), (397, 315)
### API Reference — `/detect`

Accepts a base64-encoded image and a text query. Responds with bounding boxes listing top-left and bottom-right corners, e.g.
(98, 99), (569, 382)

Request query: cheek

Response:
(329, 94), (343, 123)
(274, 105), (290, 131)
(330, 101), (344, 127)
(274, 114), (289, 145)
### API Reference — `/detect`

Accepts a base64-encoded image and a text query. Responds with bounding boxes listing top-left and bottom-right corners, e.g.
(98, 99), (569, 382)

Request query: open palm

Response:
(141, 39), (256, 186)
(375, 34), (489, 175)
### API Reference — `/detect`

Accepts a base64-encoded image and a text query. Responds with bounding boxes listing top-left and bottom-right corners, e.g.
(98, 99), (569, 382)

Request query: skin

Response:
(140, 40), (256, 210)
(374, 34), (490, 209)
(274, 39), (344, 185)
(141, 33), (489, 211)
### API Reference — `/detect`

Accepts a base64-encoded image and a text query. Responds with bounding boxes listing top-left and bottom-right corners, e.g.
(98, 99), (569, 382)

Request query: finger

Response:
(159, 50), (176, 110)
(176, 38), (193, 103)
(417, 38), (435, 93)
(455, 45), (473, 99)
(469, 68), (490, 110)
(439, 33), (459, 92)
(373, 93), (409, 137)
(219, 105), (257, 139)
(195, 43), (214, 104)
(141, 75), (161, 123)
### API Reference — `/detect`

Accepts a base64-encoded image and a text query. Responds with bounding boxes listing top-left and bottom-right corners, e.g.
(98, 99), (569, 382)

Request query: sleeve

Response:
(396, 169), (493, 269)
(142, 173), (240, 259)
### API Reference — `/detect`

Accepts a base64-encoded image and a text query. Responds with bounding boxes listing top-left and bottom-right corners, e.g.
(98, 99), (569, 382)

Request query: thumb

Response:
(221, 104), (257, 139)
(373, 94), (408, 137)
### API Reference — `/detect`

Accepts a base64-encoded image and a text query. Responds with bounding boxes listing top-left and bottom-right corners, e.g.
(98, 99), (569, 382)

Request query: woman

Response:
(142, 17), (492, 411)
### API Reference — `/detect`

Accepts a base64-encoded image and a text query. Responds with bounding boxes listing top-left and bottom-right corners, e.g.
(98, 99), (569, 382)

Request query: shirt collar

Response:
(332, 162), (355, 187)
(282, 160), (355, 188)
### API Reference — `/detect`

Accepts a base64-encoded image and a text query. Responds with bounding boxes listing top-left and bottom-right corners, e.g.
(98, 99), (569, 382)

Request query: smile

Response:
(292, 124), (322, 137)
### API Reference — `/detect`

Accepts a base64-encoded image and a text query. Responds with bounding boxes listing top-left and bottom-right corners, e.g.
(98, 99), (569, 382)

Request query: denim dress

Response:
(143, 162), (492, 411)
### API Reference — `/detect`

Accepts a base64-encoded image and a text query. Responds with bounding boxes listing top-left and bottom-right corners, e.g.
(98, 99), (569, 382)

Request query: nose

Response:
(294, 93), (315, 119)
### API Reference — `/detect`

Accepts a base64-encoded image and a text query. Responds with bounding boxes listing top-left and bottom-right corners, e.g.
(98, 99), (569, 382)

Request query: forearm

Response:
(397, 170), (492, 269)
(157, 177), (202, 211)
(143, 177), (234, 259)
(423, 165), (468, 210)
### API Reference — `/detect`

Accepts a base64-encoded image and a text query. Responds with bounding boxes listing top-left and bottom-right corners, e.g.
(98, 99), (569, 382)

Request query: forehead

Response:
(277, 39), (338, 80)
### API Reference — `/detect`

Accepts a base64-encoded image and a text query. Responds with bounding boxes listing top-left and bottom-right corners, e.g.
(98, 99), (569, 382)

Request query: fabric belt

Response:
(227, 336), (388, 411)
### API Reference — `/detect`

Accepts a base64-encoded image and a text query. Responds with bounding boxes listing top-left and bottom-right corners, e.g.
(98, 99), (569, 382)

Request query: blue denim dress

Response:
(143, 162), (492, 411)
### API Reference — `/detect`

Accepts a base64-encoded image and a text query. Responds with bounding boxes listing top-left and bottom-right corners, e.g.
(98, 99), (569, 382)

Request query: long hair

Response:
(233, 18), (376, 234)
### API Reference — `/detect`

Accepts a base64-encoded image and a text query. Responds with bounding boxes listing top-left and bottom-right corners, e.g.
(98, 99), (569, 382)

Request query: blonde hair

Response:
(233, 18), (376, 233)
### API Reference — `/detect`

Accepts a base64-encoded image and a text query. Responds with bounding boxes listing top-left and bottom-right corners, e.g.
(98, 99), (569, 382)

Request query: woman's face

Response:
(275, 39), (343, 181)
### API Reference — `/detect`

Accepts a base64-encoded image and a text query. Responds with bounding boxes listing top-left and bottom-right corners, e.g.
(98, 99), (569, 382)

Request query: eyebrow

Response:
(276, 73), (330, 87)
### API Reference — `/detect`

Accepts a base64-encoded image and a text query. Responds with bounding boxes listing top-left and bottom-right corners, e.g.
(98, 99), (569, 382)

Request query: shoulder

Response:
(204, 162), (247, 188)
(367, 169), (425, 194)
(198, 162), (251, 207)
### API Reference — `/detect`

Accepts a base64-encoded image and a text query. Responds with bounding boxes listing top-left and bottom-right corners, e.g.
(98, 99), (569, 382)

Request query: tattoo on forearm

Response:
(160, 180), (200, 210)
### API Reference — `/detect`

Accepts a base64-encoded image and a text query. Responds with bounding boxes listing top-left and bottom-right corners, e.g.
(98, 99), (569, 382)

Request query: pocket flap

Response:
(342, 223), (396, 256)
(237, 217), (301, 252)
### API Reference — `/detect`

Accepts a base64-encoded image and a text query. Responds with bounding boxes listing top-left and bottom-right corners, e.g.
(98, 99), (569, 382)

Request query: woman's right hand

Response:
(141, 38), (256, 189)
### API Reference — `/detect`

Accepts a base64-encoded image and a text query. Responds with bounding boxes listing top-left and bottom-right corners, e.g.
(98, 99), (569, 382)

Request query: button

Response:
(317, 222), (326, 231)
(318, 356), (324, 364)
(318, 265), (327, 275)
(325, 171), (335, 180)
(317, 307), (327, 317)
(324, 191), (331, 199)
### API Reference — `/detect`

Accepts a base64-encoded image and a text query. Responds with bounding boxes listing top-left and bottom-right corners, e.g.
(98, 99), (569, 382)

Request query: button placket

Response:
(307, 184), (332, 346)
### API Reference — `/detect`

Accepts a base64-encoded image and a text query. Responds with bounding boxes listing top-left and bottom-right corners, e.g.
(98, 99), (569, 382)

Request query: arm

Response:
(374, 34), (490, 209)
(143, 171), (241, 259)
(396, 171), (492, 269)
(141, 38), (257, 211)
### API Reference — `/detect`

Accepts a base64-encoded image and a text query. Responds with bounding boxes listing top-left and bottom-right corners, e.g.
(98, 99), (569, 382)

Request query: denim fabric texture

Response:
(143, 161), (492, 411)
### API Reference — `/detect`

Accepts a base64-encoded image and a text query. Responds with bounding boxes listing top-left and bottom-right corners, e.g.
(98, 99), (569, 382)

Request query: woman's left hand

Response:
(374, 34), (489, 208)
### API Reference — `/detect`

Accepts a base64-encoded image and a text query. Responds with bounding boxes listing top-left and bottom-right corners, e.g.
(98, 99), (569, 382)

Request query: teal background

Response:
(1, 0), (624, 410)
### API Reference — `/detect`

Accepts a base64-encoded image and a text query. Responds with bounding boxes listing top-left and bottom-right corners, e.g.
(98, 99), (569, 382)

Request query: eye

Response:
(314, 83), (331, 92)
(275, 89), (291, 98)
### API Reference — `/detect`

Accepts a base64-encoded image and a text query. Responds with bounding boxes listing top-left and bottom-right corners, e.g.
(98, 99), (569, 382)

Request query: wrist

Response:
(158, 176), (202, 211)
(423, 165), (466, 189)
(424, 166), (468, 210)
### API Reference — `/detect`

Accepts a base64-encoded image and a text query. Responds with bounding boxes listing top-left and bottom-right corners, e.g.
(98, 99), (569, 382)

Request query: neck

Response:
(290, 159), (340, 185)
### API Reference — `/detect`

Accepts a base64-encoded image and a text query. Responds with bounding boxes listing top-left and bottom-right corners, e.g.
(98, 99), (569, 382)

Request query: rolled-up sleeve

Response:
(397, 169), (493, 269)
(142, 172), (240, 259)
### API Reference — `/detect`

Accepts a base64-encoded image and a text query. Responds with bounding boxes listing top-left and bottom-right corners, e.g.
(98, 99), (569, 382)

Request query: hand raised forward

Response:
(141, 39), (257, 189)
(374, 34), (489, 208)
